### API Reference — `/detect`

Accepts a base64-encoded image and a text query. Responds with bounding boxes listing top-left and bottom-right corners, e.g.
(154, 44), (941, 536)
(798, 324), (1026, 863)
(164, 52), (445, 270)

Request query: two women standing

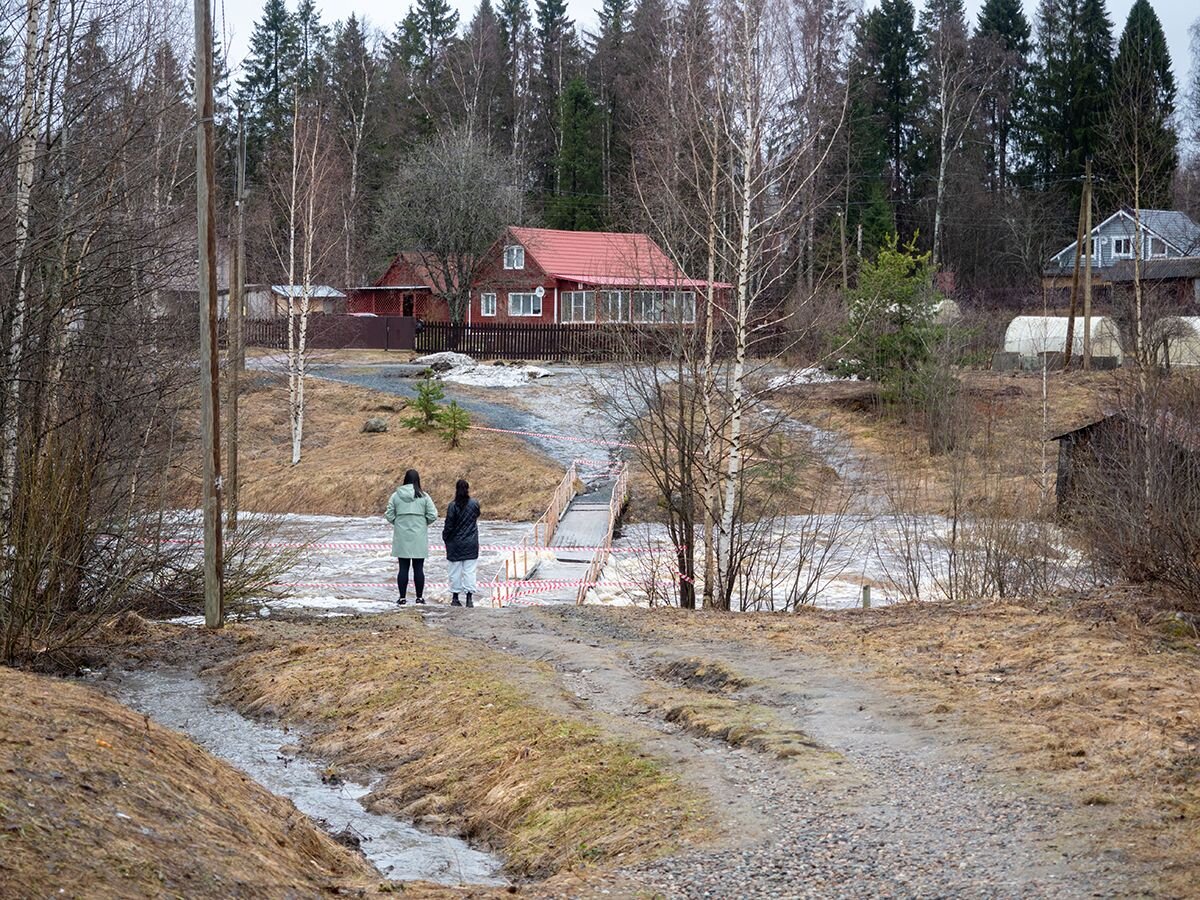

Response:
(385, 470), (480, 607)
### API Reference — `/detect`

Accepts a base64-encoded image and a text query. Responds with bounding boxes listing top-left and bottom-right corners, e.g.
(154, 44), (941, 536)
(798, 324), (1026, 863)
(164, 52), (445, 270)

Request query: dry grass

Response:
(620, 601), (1200, 894)
(657, 657), (750, 692)
(172, 375), (563, 521)
(772, 370), (1127, 516)
(0, 666), (382, 899)
(643, 685), (834, 763)
(215, 616), (704, 879)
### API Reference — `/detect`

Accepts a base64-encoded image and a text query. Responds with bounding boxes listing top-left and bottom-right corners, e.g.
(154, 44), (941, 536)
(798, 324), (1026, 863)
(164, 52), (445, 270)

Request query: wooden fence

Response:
(415, 321), (796, 362)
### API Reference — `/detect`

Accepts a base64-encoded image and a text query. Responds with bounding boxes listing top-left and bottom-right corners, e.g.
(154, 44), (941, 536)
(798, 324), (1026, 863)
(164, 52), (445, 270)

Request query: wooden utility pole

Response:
(226, 111), (246, 531)
(195, 0), (224, 627)
(839, 208), (848, 291)
(1082, 160), (1094, 371)
(1063, 175), (1088, 369)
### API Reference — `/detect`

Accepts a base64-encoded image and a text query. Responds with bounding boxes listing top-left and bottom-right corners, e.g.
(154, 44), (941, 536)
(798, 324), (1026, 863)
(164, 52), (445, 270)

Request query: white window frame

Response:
(599, 290), (629, 323)
(673, 291), (697, 324)
(1148, 236), (1168, 258)
(480, 292), (497, 317)
(632, 290), (665, 324)
(1111, 236), (1133, 258)
(561, 291), (596, 323)
(507, 291), (542, 317)
(503, 245), (525, 270)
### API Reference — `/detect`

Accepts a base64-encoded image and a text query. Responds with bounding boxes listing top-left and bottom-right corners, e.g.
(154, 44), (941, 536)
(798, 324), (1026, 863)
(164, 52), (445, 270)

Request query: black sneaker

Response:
(465, 595), (474, 608)
(397, 597), (407, 606)
(450, 598), (463, 607)
(415, 598), (425, 605)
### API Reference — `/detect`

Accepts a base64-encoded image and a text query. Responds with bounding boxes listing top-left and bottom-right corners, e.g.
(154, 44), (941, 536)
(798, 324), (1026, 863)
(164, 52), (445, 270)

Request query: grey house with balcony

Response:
(1041, 209), (1200, 308)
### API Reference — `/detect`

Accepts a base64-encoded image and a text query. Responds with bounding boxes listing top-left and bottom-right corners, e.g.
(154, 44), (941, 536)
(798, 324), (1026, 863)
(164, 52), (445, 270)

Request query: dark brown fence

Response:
(415, 321), (796, 361)
(242, 315), (415, 351)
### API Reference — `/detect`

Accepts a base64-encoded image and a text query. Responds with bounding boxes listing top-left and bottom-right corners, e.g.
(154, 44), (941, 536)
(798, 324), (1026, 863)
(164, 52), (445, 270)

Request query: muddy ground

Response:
(31, 595), (1192, 899)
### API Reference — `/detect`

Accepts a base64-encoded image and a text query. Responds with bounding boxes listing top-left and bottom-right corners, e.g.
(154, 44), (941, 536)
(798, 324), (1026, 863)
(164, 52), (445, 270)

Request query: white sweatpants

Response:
(448, 558), (478, 594)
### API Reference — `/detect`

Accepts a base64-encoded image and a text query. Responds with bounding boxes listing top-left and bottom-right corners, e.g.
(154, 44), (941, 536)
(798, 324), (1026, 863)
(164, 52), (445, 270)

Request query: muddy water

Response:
(109, 669), (506, 887)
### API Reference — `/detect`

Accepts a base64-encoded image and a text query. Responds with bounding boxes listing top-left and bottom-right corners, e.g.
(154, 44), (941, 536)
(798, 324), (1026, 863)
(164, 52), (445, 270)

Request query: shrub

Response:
(403, 374), (444, 432)
(437, 401), (471, 448)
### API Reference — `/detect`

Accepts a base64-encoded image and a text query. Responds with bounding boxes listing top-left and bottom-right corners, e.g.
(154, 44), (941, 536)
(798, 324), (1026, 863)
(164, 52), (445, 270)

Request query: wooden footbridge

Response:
(493, 462), (630, 607)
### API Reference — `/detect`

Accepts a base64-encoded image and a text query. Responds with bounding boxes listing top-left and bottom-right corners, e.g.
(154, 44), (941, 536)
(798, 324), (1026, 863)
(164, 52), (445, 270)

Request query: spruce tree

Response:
(845, 11), (897, 258)
(294, 0), (330, 93)
(413, 0), (460, 81)
(1027, 0), (1112, 194)
(547, 76), (603, 229)
(976, 0), (1031, 192)
(866, 0), (923, 211)
(533, 0), (581, 197)
(1101, 0), (1177, 209)
(236, 0), (300, 171)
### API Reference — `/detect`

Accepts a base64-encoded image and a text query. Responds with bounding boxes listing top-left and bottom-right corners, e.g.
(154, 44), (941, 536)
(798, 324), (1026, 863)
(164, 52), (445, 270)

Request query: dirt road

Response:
(432, 605), (1151, 899)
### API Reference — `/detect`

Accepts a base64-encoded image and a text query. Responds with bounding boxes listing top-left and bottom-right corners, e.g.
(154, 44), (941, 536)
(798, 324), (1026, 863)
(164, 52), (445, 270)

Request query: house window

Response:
(599, 290), (629, 322)
(503, 245), (525, 270)
(633, 291), (665, 323)
(480, 292), (497, 317)
(671, 291), (697, 324)
(508, 291), (541, 317)
(1111, 236), (1133, 258)
(562, 291), (596, 323)
(1149, 236), (1168, 258)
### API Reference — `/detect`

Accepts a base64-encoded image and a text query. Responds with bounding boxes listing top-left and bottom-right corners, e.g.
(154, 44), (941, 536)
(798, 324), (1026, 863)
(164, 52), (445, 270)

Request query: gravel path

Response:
(439, 606), (1150, 899)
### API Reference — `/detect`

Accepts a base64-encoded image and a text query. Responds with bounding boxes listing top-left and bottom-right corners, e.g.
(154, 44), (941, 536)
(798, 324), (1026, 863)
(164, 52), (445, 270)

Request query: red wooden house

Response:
(349, 226), (718, 325)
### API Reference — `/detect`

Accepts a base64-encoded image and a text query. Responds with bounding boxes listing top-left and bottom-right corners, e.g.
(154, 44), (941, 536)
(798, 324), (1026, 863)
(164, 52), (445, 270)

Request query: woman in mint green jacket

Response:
(385, 469), (437, 605)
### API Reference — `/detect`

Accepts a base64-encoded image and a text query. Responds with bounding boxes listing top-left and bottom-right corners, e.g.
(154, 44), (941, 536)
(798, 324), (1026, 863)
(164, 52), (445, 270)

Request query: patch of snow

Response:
(440, 363), (554, 388)
(767, 368), (856, 390)
(413, 351), (475, 371)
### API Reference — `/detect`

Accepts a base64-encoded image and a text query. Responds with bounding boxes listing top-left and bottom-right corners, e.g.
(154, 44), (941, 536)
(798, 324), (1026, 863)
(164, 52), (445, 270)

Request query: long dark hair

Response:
(454, 479), (470, 508)
(403, 469), (423, 498)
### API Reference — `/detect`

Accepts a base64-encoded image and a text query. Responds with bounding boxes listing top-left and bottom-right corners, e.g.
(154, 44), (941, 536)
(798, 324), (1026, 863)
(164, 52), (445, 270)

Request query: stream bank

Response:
(104, 667), (507, 888)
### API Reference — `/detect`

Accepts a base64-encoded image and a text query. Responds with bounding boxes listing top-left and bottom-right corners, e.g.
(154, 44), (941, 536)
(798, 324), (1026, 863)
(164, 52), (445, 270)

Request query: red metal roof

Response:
(509, 226), (698, 285)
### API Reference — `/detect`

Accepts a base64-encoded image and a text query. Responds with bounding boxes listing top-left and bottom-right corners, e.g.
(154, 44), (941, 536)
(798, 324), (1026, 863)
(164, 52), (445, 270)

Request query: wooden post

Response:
(195, 0), (224, 627)
(839, 208), (848, 291)
(226, 110), (245, 531)
(1063, 174), (1088, 369)
(1082, 160), (1093, 371)
(861, 584), (871, 609)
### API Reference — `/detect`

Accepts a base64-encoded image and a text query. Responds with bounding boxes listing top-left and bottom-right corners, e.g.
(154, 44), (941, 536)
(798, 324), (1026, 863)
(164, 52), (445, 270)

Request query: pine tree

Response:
(237, 0), (301, 173)
(547, 76), (603, 229)
(1100, 0), (1177, 209)
(590, 0), (631, 196)
(1027, 0), (1113, 194)
(976, 0), (1031, 192)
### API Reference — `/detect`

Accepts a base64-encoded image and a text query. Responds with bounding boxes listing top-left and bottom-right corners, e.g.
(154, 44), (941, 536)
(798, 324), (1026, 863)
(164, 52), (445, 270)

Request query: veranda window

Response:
(562, 291), (596, 323)
(599, 290), (629, 322)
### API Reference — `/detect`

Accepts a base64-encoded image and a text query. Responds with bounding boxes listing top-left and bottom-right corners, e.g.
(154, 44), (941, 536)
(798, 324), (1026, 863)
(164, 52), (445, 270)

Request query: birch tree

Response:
(271, 93), (343, 464)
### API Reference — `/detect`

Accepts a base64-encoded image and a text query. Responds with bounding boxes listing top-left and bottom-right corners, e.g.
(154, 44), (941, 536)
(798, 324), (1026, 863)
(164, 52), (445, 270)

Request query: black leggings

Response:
(396, 557), (425, 599)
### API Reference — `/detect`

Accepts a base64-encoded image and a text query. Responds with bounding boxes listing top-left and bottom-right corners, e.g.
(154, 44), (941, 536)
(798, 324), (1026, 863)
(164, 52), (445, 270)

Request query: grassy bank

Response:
(172, 374), (564, 521)
(217, 616), (704, 878)
(0, 666), (377, 899)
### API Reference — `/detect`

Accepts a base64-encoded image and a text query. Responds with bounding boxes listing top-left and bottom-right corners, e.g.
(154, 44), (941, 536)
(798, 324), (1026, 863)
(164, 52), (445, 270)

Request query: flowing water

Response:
(108, 668), (506, 887)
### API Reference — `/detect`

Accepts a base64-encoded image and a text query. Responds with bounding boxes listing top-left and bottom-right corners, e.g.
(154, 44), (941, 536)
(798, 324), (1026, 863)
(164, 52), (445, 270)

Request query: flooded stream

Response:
(108, 668), (506, 887)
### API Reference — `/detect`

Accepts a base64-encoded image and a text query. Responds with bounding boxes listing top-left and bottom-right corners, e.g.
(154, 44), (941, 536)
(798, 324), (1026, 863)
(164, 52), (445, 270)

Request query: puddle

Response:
(108, 668), (506, 887)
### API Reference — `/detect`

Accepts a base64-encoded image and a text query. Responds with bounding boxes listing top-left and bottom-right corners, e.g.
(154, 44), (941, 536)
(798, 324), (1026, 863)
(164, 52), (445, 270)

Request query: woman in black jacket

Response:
(443, 479), (481, 607)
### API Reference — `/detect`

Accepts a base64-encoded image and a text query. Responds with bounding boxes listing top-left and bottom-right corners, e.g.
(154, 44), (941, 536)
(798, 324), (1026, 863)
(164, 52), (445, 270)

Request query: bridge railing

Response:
(574, 463), (630, 606)
(494, 462), (578, 607)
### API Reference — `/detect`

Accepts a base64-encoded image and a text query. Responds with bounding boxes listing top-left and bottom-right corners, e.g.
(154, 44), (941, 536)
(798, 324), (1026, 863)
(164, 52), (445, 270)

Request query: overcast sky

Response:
(218, 0), (1196, 96)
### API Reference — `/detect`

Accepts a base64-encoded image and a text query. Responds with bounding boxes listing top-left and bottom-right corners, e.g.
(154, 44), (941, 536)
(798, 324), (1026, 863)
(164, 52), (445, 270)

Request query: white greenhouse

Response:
(1003, 315), (1123, 364)
(1153, 317), (1200, 368)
